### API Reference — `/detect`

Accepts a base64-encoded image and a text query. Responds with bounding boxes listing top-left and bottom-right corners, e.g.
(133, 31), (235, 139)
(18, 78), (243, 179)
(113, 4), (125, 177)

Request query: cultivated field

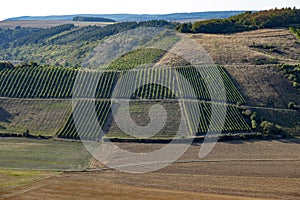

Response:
(0, 138), (299, 199)
(0, 138), (92, 170)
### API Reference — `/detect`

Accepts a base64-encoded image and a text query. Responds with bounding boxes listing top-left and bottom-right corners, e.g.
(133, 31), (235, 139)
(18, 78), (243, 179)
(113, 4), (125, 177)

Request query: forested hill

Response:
(0, 20), (177, 67)
(1, 8), (300, 67)
(176, 7), (300, 33)
(5, 11), (245, 22)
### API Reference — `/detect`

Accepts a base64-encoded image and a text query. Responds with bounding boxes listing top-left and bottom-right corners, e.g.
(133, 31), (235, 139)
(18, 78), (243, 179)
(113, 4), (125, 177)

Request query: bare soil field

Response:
(225, 64), (300, 108)
(1, 139), (299, 199)
(191, 29), (300, 65)
(0, 20), (114, 28)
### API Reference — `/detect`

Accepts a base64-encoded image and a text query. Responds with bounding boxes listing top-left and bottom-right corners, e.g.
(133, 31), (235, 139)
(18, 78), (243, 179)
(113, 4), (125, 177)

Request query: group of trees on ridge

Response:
(0, 20), (177, 47)
(73, 16), (116, 22)
(176, 7), (300, 33)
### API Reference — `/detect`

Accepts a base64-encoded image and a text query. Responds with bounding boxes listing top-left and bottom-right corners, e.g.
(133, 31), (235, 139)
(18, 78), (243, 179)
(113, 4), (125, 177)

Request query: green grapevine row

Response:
(0, 66), (119, 99)
(183, 101), (251, 135)
(176, 66), (245, 103)
(57, 100), (111, 140)
(113, 67), (177, 99)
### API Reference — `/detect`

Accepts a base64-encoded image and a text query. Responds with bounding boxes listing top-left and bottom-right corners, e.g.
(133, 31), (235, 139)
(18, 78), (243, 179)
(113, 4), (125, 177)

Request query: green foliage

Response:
(288, 102), (297, 110)
(289, 27), (300, 41)
(108, 48), (166, 70)
(178, 8), (300, 34)
(57, 100), (111, 140)
(260, 121), (282, 135)
(0, 62), (14, 70)
(280, 64), (300, 92)
(14, 24), (75, 45)
(251, 120), (257, 129)
(0, 20), (177, 66)
(175, 23), (193, 33)
(0, 65), (119, 98)
(176, 66), (246, 103)
(183, 101), (251, 134)
(73, 16), (115, 22)
(0, 27), (41, 48)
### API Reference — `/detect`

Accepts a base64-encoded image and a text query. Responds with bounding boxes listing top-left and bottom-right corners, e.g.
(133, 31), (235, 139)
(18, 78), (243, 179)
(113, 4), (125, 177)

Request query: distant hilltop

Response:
(4, 11), (246, 22)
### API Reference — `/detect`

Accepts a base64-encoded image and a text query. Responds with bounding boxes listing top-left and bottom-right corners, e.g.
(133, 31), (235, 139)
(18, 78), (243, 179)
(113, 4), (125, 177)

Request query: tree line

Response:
(176, 7), (300, 33)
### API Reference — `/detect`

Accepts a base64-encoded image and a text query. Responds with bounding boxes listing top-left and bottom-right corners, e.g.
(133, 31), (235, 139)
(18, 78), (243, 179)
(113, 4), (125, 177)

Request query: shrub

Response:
(251, 120), (257, 129)
(260, 121), (282, 135)
(288, 102), (297, 110)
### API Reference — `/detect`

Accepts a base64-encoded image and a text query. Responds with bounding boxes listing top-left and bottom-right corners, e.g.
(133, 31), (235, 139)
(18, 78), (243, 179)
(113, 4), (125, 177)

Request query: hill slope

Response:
(4, 11), (245, 22)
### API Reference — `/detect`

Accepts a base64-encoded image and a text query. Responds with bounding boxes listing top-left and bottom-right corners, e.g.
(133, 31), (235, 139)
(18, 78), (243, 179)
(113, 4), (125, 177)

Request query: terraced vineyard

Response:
(176, 66), (245, 103)
(108, 48), (166, 70)
(0, 63), (250, 140)
(0, 66), (119, 99)
(183, 101), (251, 135)
(114, 67), (177, 99)
(58, 100), (111, 140)
(105, 101), (182, 139)
(0, 66), (77, 98)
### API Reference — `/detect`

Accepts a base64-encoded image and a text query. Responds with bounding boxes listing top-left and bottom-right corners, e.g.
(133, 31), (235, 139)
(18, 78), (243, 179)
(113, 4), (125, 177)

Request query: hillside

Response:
(0, 63), (254, 140)
(190, 29), (300, 108)
(0, 9), (299, 140)
(1, 8), (300, 67)
(177, 7), (300, 33)
(0, 99), (70, 136)
(0, 29), (299, 139)
(4, 11), (245, 22)
(0, 20), (177, 67)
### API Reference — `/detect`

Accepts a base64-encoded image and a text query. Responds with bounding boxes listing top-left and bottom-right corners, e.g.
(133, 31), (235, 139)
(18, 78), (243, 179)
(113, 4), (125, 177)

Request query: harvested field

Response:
(1, 138), (299, 199)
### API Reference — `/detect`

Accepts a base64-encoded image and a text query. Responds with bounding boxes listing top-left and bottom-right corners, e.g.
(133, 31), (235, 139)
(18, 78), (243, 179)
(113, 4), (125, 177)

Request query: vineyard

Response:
(183, 101), (251, 135)
(0, 66), (119, 99)
(108, 48), (166, 70)
(0, 65), (245, 103)
(58, 100), (111, 140)
(0, 63), (251, 140)
(0, 66), (77, 98)
(176, 66), (245, 103)
(104, 101), (182, 139)
(114, 67), (177, 99)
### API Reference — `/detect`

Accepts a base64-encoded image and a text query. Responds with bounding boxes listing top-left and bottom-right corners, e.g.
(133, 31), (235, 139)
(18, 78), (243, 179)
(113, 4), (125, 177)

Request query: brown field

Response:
(0, 20), (114, 28)
(1, 139), (299, 199)
(225, 64), (300, 108)
(191, 29), (300, 65)
(191, 29), (300, 108)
